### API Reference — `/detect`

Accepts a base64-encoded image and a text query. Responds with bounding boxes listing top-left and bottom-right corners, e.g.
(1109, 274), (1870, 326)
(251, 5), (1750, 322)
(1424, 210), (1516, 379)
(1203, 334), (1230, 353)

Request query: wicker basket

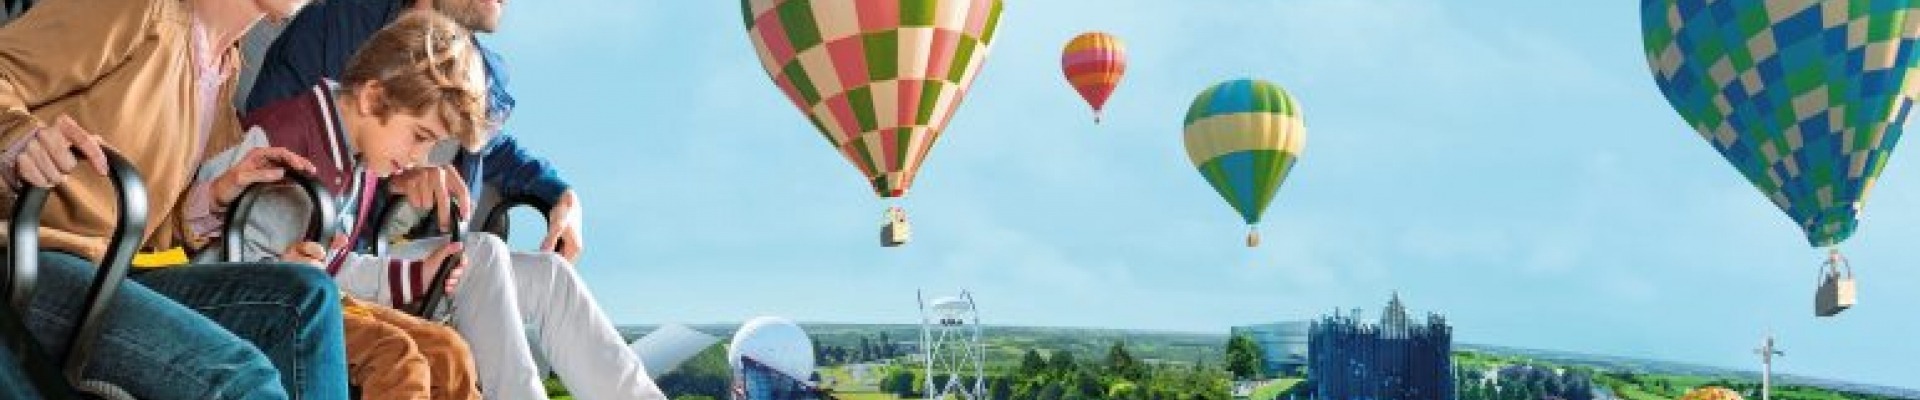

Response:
(1815, 260), (1856, 317)
(881, 208), (911, 247)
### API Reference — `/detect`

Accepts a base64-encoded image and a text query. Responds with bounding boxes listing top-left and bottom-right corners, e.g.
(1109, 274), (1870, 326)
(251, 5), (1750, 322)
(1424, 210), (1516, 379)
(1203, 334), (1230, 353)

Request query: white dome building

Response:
(727, 316), (823, 400)
(728, 317), (815, 380)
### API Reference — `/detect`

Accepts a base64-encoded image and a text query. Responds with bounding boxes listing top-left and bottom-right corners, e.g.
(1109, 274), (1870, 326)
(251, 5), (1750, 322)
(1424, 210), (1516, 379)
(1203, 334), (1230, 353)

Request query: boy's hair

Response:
(340, 11), (489, 149)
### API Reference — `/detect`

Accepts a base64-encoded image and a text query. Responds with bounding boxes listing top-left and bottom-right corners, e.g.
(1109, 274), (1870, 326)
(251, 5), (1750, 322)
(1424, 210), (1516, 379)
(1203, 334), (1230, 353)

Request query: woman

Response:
(0, 0), (348, 397)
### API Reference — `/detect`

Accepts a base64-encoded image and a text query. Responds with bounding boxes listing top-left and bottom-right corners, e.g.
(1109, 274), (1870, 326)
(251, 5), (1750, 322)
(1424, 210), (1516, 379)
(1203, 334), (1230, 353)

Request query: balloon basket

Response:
(1815, 275), (1856, 317)
(1245, 230), (1260, 248)
(881, 207), (911, 247)
(1814, 252), (1855, 317)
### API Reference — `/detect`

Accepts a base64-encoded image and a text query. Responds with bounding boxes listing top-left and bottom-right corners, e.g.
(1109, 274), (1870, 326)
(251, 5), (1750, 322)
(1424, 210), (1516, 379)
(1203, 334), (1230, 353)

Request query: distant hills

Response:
(615, 323), (1916, 399)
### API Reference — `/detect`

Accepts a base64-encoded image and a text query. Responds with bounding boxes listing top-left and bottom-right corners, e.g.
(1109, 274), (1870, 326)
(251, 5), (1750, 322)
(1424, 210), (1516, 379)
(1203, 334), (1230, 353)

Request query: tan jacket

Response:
(0, 0), (243, 261)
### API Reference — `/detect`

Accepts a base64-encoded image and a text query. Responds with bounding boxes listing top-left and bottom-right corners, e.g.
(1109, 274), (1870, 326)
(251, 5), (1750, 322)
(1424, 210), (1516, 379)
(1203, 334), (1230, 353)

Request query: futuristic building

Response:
(1308, 293), (1453, 400)
(729, 317), (828, 400)
(1229, 321), (1310, 377)
(631, 324), (723, 380)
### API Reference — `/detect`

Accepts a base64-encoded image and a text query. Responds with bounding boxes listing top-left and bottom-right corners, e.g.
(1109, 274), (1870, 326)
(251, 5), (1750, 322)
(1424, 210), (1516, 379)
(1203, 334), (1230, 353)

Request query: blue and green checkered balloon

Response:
(1642, 0), (1920, 247)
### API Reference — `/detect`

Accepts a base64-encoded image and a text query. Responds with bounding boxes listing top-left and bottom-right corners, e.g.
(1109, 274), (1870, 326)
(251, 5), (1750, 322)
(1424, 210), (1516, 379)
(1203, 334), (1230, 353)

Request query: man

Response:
(248, 0), (665, 398)
(0, 0), (348, 397)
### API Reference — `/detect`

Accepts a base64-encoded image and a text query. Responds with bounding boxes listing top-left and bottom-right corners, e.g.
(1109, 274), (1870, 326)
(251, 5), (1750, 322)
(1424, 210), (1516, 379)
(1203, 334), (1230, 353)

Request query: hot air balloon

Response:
(1680, 386), (1745, 400)
(741, 0), (1004, 247)
(1061, 31), (1126, 123)
(1641, 0), (1920, 316)
(1183, 79), (1306, 247)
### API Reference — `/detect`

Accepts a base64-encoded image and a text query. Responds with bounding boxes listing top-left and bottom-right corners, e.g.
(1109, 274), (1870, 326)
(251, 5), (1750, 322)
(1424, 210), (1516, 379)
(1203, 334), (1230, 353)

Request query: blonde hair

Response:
(340, 11), (489, 149)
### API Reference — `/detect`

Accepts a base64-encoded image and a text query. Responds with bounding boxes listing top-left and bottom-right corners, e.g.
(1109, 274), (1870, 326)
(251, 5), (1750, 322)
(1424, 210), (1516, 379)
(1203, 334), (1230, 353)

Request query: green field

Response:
(1248, 378), (1303, 400)
(830, 392), (903, 400)
(544, 377), (572, 399)
(1469, 350), (1906, 400)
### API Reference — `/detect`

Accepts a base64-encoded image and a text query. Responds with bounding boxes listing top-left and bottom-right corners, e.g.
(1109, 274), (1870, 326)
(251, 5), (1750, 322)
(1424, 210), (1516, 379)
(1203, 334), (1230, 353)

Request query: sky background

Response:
(469, 0), (1919, 389)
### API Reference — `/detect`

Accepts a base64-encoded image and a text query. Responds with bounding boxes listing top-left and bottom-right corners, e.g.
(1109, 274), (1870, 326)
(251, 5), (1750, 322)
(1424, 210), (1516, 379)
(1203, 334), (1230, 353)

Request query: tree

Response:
(1050, 350), (1078, 375)
(657, 343), (731, 399)
(1020, 349), (1048, 376)
(883, 369), (918, 397)
(990, 376), (1013, 400)
(1106, 341), (1144, 380)
(1106, 381), (1140, 400)
(1035, 382), (1066, 400)
(1224, 334), (1264, 380)
(1072, 370), (1103, 399)
(1014, 378), (1042, 400)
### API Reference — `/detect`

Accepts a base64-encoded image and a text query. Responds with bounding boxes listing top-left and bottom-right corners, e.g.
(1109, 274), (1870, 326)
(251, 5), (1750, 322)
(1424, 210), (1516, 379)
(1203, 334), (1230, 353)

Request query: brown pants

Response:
(341, 297), (480, 400)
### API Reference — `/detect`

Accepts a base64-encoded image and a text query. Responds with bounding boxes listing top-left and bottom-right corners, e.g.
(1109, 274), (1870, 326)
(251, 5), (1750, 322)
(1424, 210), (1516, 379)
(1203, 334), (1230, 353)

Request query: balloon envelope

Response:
(1642, 0), (1920, 247)
(1183, 79), (1306, 227)
(742, 0), (1005, 198)
(1679, 386), (1745, 400)
(1061, 31), (1126, 121)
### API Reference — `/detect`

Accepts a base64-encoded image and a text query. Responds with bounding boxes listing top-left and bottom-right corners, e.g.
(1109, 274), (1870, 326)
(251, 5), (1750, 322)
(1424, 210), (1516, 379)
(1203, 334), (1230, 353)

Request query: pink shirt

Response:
(182, 19), (235, 242)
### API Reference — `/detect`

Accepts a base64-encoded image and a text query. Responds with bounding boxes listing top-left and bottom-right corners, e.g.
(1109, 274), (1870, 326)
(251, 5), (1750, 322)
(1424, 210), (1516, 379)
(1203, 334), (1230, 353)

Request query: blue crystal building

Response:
(1308, 293), (1454, 400)
(735, 357), (829, 400)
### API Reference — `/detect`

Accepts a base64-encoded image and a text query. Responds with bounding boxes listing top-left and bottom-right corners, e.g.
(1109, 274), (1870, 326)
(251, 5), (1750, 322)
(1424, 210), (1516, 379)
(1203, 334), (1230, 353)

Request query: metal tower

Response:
(918, 290), (985, 400)
(1754, 332), (1783, 400)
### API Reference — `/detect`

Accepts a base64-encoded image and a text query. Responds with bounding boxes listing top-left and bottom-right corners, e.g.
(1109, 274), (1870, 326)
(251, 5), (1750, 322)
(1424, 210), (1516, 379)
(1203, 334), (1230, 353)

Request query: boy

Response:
(250, 1), (668, 397)
(197, 12), (490, 400)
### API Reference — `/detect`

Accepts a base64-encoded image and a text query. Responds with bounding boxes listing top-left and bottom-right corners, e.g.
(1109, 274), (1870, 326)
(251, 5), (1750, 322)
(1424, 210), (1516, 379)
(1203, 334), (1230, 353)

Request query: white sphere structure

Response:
(728, 316), (816, 381)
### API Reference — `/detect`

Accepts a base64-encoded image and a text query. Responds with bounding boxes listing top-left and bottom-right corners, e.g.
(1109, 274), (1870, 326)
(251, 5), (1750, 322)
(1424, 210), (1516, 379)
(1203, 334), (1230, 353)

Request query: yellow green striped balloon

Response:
(1184, 79), (1306, 246)
(741, 0), (1004, 199)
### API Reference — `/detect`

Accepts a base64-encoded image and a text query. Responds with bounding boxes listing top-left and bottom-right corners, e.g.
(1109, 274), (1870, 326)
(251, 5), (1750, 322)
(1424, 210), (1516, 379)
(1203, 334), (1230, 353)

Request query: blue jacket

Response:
(246, 0), (571, 206)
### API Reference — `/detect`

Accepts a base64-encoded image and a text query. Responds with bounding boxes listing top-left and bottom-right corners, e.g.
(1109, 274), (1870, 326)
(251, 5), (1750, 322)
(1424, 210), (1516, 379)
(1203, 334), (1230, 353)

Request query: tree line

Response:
(878, 342), (1228, 400)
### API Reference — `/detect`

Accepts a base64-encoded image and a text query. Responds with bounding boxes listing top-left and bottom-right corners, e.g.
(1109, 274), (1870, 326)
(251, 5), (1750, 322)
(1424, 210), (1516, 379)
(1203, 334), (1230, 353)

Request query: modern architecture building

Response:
(1230, 321), (1310, 377)
(1308, 293), (1454, 400)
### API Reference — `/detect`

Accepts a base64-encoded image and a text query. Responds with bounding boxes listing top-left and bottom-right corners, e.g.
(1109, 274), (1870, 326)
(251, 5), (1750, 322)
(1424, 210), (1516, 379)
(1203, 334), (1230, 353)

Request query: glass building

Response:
(734, 356), (829, 400)
(1308, 293), (1454, 400)
(1230, 321), (1311, 377)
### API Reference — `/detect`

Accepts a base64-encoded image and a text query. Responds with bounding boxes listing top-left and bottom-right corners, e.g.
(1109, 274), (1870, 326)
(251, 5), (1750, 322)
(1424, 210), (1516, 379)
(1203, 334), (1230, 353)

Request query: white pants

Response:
(395, 234), (666, 400)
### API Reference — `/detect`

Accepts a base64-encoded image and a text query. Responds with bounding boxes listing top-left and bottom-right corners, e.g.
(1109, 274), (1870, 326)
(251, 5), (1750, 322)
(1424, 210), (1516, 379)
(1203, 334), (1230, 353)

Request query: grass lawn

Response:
(821, 366), (854, 389)
(831, 392), (904, 400)
(1248, 378), (1303, 400)
(1611, 385), (1672, 400)
(544, 377), (573, 399)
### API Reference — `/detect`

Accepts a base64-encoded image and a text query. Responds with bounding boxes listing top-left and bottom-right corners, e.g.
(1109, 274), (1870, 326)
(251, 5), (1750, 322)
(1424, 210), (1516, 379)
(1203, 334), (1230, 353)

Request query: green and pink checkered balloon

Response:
(742, 0), (1002, 216)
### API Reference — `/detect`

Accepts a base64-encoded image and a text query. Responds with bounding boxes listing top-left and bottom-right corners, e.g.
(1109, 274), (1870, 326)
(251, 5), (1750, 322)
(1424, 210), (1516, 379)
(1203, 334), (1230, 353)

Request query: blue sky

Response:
(477, 0), (1919, 389)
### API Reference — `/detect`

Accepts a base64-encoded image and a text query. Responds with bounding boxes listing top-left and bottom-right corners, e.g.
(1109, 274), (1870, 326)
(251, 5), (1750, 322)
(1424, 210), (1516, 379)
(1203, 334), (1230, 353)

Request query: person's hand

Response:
(212, 147), (317, 206)
(540, 190), (584, 263)
(281, 234), (347, 267)
(2, 115), (108, 194)
(388, 166), (472, 232)
(421, 241), (466, 296)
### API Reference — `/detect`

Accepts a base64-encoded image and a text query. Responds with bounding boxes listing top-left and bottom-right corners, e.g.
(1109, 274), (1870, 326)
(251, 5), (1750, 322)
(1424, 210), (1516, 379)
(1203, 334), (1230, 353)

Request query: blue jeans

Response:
(23, 251), (349, 399)
(0, 342), (44, 398)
